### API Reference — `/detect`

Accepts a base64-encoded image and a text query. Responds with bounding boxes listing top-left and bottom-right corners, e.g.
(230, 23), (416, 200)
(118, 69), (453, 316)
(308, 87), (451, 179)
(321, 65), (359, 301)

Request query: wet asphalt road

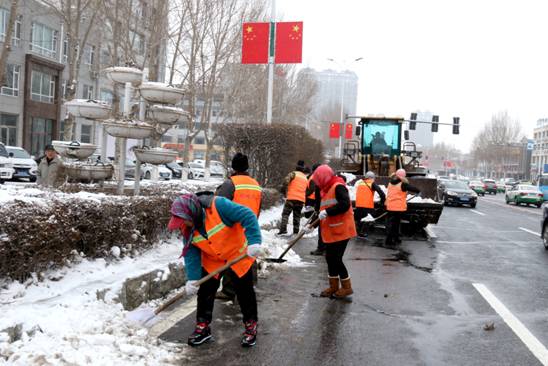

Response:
(158, 194), (548, 365)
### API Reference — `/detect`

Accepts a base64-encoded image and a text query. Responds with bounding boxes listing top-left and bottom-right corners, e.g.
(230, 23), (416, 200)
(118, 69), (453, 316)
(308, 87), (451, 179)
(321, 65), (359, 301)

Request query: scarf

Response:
(170, 193), (204, 256)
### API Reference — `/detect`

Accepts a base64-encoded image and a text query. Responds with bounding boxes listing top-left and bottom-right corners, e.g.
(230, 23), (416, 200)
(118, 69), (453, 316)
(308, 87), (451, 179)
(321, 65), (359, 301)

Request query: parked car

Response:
(164, 162), (183, 179)
(541, 205), (548, 249)
(469, 180), (486, 196)
(482, 179), (497, 194)
(182, 162), (205, 180)
(124, 159), (144, 179)
(0, 143), (14, 183)
(192, 159), (226, 178)
(438, 179), (478, 208)
(5, 146), (38, 182)
(141, 164), (172, 180)
(505, 184), (543, 207)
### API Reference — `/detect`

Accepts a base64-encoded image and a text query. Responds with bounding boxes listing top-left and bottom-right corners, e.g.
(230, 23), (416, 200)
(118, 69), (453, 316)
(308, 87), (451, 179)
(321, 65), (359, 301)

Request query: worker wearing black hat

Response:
(215, 153), (262, 300)
(37, 144), (64, 187)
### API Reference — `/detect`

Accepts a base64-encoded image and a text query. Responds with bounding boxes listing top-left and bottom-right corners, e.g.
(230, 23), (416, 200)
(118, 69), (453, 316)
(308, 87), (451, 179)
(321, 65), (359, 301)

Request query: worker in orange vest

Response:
(168, 192), (264, 348)
(278, 160), (308, 235)
(354, 171), (385, 237)
(307, 164), (357, 298)
(215, 153), (262, 300)
(385, 169), (420, 248)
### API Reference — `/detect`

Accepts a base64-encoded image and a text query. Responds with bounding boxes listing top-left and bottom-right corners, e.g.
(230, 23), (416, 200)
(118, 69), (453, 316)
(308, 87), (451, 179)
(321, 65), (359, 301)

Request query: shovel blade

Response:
(126, 306), (159, 327)
(263, 258), (287, 263)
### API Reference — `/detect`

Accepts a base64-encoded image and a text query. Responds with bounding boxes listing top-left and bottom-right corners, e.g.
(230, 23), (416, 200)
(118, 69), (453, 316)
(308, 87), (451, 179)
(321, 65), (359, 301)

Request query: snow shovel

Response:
(264, 218), (320, 263)
(361, 195), (418, 223)
(127, 252), (249, 326)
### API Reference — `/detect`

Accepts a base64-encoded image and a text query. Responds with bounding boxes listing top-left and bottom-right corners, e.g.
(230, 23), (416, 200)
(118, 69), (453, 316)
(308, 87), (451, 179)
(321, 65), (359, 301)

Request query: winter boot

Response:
(320, 276), (339, 297)
(277, 228), (288, 236)
(241, 320), (258, 347)
(187, 322), (212, 346)
(334, 277), (353, 298)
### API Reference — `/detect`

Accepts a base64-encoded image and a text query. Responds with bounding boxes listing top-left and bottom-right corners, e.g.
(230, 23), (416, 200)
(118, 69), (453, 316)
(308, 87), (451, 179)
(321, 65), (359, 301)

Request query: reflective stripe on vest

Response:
(355, 179), (375, 208)
(307, 175), (315, 200)
(231, 175), (262, 217)
(192, 198), (255, 278)
(386, 182), (407, 212)
(319, 182), (357, 243)
(287, 171), (308, 202)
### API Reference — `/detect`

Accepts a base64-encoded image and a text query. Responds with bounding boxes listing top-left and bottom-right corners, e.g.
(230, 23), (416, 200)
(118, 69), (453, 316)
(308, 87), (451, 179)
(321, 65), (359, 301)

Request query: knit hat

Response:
(396, 169), (406, 179)
(365, 171), (375, 179)
(296, 160), (305, 172)
(231, 153), (249, 172)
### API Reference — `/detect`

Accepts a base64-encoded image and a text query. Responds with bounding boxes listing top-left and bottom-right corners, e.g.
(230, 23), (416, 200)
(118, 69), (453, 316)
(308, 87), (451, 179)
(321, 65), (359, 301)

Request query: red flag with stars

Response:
(275, 22), (303, 63)
(329, 122), (340, 139)
(345, 124), (353, 139)
(242, 22), (270, 64)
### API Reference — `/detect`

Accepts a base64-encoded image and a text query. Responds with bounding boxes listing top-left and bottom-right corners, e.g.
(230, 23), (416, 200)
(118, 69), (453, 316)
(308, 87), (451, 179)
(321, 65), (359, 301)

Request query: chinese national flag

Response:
(329, 122), (340, 139)
(242, 22), (270, 64)
(275, 22), (303, 63)
(345, 124), (353, 139)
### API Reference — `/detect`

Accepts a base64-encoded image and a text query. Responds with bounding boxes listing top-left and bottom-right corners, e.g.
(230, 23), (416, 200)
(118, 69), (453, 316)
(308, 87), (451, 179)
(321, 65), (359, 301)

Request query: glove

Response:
(185, 280), (199, 296)
(247, 244), (264, 258)
(303, 205), (314, 213)
(303, 225), (315, 234)
(318, 210), (328, 220)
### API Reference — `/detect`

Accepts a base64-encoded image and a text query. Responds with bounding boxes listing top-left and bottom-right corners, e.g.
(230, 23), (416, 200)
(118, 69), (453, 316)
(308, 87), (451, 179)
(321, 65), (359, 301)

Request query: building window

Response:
(100, 47), (110, 66)
(80, 124), (92, 143)
(31, 71), (55, 103)
(0, 113), (17, 146)
(83, 84), (94, 100)
(31, 117), (53, 156)
(61, 79), (67, 98)
(193, 136), (205, 145)
(100, 88), (113, 104)
(1, 64), (20, 96)
(62, 35), (69, 63)
(177, 136), (184, 144)
(83, 44), (95, 65)
(129, 30), (145, 55)
(30, 22), (58, 58)
(0, 9), (21, 47)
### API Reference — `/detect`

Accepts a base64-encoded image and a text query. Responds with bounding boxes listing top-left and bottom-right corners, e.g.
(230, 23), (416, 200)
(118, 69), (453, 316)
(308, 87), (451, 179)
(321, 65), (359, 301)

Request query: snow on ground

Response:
(0, 203), (308, 365)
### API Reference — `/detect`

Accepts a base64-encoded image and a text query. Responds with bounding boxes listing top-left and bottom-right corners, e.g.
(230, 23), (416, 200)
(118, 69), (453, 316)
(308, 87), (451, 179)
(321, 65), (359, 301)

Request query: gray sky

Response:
(276, 0), (548, 152)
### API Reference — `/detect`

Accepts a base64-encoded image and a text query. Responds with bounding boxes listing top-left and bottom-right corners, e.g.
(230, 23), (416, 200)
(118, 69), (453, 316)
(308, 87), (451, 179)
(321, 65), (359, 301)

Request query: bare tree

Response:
(0, 0), (19, 87)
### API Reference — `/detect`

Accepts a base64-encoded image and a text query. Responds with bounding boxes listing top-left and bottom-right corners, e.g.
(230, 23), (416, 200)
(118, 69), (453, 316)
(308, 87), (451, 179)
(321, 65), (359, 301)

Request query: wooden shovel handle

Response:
(154, 253), (249, 315)
(277, 218), (320, 260)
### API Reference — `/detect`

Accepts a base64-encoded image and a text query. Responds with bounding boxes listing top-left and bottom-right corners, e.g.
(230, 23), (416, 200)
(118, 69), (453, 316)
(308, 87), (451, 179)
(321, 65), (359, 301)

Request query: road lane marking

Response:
(470, 210), (485, 216)
(473, 283), (548, 365)
(480, 197), (542, 216)
(519, 227), (541, 237)
(149, 296), (197, 338)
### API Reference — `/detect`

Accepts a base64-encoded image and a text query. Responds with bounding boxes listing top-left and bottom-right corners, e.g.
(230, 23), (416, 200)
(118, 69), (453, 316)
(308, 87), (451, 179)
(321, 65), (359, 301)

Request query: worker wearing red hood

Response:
(310, 164), (357, 298)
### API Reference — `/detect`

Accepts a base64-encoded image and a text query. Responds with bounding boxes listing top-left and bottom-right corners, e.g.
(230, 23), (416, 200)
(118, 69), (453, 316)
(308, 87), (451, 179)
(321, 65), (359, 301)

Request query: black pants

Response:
(197, 267), (258, 324)
(280, 199), (304, 233)
(220, 262), (258, 297)
(385, 211), (403, 245)
(354, 207), (374, 235)
(325, 239), (349, 279)
(315, 232), (326, 252)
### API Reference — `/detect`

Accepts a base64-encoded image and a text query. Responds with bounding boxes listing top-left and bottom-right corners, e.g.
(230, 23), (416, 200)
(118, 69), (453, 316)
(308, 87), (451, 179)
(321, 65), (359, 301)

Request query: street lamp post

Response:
(327, 57), (363, 159)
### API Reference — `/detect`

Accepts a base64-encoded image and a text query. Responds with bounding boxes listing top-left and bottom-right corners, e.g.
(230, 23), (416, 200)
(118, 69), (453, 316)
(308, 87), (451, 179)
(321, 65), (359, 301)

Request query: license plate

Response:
(461, 197), (469, 202)
(529, 193), (537, 196)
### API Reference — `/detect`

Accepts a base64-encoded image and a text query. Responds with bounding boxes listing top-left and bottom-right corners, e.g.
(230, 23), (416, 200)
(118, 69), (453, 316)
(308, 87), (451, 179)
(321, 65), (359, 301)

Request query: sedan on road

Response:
(469, 181), (485, 196)
(505, 185), (543, 207)
(482, 179), (498, 195)
(439, 180), (478, 208)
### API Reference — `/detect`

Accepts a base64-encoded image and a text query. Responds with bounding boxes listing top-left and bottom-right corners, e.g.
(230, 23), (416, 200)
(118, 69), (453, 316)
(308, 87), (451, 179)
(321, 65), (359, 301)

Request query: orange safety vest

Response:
(307, 175), (316, 201)
(355, 178), (375, 209)
(319, 182), (357, 243)
(192, 198), (255, 278)
(287, 171), (307, 202)
(386, 182), (407, 212)
(230, 175), (262, 217)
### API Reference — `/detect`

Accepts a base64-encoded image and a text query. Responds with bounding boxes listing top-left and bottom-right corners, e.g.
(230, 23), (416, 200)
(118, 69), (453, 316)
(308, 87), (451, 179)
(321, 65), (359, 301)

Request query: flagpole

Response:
(266, 0), (276, 124)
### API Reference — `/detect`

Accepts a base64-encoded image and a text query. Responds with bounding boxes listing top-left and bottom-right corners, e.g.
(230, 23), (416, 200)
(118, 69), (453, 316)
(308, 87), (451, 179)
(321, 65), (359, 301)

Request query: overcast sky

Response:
(275, 0), (548, 152)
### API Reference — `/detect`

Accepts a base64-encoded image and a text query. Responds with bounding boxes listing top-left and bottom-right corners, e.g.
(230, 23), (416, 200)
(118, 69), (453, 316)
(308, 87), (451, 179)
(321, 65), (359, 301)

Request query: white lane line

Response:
(519, 227), (541, 237)
(149, 296), (197, 338)
(473, 283), (548, 365)
(470, 210), (486, 216)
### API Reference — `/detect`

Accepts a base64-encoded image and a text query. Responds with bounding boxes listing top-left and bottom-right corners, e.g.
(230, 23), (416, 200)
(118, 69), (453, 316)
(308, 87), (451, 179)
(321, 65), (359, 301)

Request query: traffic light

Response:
(431, 115), (439, 132)
(453, 117), (460, 134)
(409, 113), (417, 130)
(404, 130), (409, 140)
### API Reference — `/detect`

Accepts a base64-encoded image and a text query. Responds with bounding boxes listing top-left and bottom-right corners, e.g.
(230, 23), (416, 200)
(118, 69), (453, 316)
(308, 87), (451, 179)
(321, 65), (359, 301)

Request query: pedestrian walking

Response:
(215, 153), (262, 301)
(278, 160), (308, 235)
(168, 192), (264, 347)
(384, 169), (420, 248)
(354, 171), (385, 237)
(308, 164), (357, 298)
(36, 144), (64, 187)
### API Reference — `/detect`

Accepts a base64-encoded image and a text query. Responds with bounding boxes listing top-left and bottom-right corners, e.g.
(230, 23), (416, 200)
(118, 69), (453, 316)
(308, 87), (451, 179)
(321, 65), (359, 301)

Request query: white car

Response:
(184, 162), (205, 180)
(5, 146), (38, 182)
(0, 143), (14, 182)
(192, 159), (226, 178)
(141, 163), (172, 180)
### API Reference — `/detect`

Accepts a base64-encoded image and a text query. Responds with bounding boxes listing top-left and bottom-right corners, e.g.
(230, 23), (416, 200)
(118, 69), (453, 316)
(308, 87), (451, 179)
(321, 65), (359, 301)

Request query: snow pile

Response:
(362, 214), (376, 223)
(408, 196), (438, 204)
(0, 238), (184, 365)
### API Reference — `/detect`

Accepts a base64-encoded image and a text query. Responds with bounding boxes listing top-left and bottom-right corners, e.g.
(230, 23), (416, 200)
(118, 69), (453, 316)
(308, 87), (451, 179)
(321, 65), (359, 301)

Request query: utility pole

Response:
(266, 0), (276, 124)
